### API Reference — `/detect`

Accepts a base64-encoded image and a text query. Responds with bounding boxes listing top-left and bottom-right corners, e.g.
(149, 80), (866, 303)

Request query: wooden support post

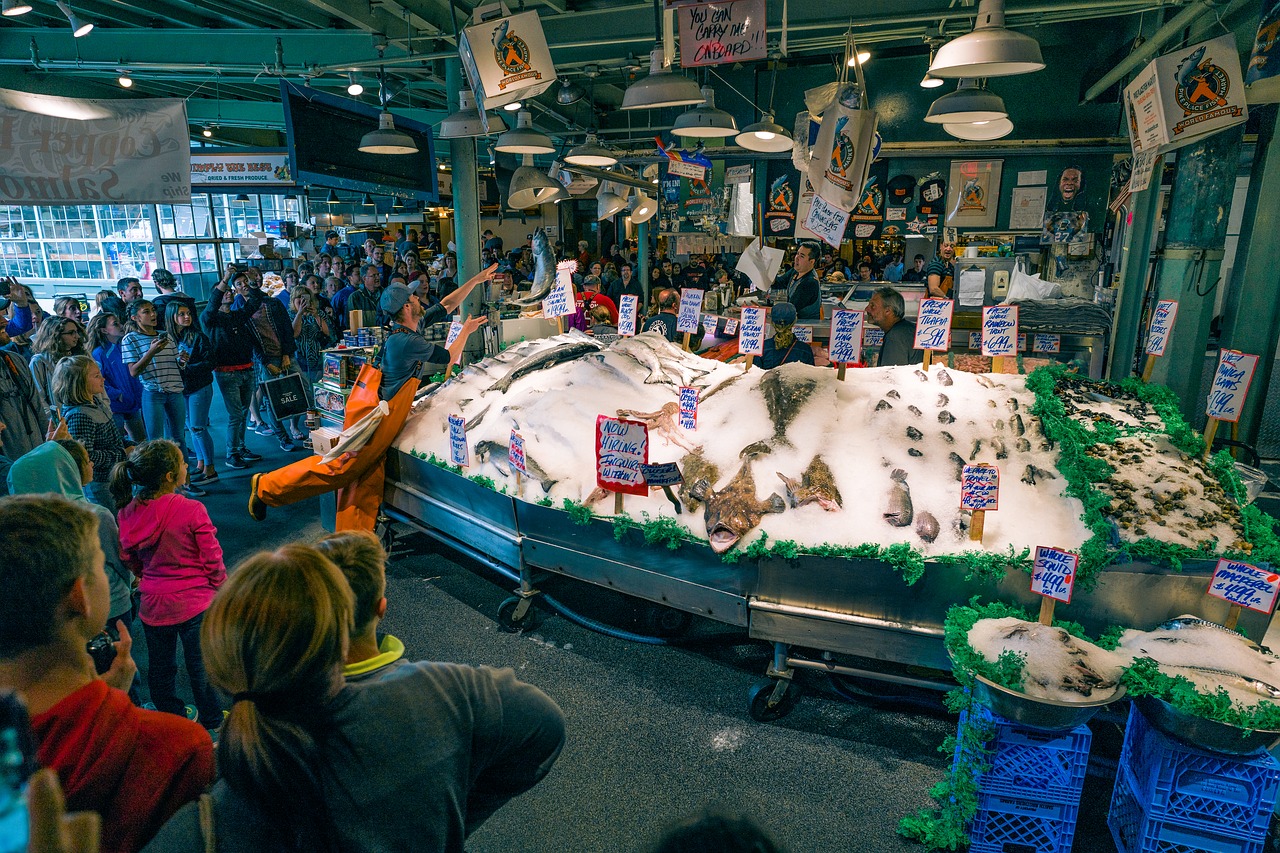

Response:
(614, 491), (624, 516)
(514, 471), (523, 499)
(923, 350), (933, 370)
(969, 510), (986, 542)
(1203, 417), (1220, 460)
(1038, 596), (1056, 626)
(837, 364), (847, 381)
(555, 316), (564, 335)
(1141, 354), (1156, 382)
(744, 354), (755, 372)
(683, 331), (692, 352)
(1224, 603), (1242, 630)
(992, 355), (1005, 374)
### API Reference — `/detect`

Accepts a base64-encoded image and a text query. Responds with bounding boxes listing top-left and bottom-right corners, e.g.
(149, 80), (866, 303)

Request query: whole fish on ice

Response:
(690, 455), (787, 553)
(884, 468), (914, 527)
(778, 455), (842, 511)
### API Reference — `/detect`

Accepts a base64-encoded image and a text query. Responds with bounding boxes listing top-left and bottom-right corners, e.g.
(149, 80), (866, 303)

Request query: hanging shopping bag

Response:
(261, 370), (309, 422)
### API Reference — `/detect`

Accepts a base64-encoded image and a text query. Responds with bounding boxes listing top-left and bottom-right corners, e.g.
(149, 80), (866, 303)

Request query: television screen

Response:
(280, 80), (438, 202)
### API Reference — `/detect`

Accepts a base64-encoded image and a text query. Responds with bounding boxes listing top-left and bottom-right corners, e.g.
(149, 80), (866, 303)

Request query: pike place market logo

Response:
(767, 175), (794, 214)
(1171, 44), (1241, 134)
(829, 117), (855, 178)
(491, 22), (541, 89)
(959, 177), (985, 212)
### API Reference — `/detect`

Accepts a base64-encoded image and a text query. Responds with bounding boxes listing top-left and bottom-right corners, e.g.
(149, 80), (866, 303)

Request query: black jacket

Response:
(175, 329), (215, 394)
(202, 287), (264, 368)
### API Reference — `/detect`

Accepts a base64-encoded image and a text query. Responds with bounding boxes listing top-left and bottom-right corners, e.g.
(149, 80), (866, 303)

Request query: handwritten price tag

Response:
(739, 305), (766, 356)
(960, 464), (999, 511)
(595, 415), (649, 496)
(668, 159), (705, 181)
(1145, 299), (1178, 357)
(914, 298), (954, 352)
(677, 288), (704, 334)
(1032, 546), (1078, 604)
(1208, 559), (1280, 614)
(508, 429), (527, 475)
(803, 192), (852, 249)
(639, 461), (683, 488)
(618, 294), (639, 337)
(678, 385), (698, 430)
(448, 413), (468, 467)
(794, 325), (813, 343)
(864, 326), (884, 347)
(1205, 349), (1259, 423)
(968, 332), (982, 351)
(981, 305), (1019, 357)
(1033, 334), (1061, 354)
(541, 264), (576, 318)
(829, 309), (864, 365)
(445, 317), (463, 347)
(723, 317), (739, 336)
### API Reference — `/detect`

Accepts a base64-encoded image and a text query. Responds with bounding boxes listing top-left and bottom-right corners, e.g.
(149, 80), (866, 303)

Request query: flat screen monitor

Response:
(280, 80), (438, 202)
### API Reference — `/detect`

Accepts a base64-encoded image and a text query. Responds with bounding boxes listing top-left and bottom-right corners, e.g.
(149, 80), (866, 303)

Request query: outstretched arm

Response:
(440, 263), (499, 314)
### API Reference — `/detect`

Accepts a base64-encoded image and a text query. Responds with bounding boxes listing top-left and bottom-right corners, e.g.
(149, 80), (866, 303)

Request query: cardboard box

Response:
(321, 349), (368, 390)
(459, 8), (557, 115)
(310, 426), (342, 456)
(1124, 35), (1248, 154)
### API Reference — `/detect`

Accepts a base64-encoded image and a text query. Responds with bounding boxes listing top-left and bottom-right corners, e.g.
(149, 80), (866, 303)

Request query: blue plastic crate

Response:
(956, 704), (1092, 804)
(1120, 705), (1280, 837)
(969, 790), (1080, 853)
(1111, 760), (1265, 853)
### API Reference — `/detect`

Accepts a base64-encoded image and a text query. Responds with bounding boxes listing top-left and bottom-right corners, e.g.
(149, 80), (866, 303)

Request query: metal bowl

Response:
(1134, 695), (1280, 756)
(972, 673), (1126, 731)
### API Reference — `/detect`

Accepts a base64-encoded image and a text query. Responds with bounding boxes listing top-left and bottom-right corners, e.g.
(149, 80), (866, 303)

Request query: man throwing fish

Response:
(866, 286), (922, 367)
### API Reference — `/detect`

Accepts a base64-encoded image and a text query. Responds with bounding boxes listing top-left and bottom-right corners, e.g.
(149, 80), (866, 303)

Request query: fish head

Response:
(701, 465), (786, 554)
(532, 227), (549, 254)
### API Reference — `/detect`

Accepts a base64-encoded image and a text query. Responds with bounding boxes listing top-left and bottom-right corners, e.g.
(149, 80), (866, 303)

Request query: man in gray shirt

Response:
(866, 286), (923, 367)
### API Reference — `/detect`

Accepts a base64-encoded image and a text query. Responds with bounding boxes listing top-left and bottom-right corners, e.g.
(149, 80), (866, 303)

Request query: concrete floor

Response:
(127, 398), (1280, 852)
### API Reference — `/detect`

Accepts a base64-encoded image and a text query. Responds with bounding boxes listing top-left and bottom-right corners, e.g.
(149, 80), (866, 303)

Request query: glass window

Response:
(162, 243), (219, 275)
(157, 194), (212, 239)
(211, 193), (262, 238)
(38, 206), (100, 240)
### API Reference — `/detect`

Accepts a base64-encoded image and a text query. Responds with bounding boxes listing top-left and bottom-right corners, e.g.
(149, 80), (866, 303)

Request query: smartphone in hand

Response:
(0, 690), (36, 853)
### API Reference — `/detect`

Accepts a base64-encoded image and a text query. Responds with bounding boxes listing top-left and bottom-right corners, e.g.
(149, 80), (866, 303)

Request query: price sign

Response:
(1205, 349), (1259, 423)
(968, 331), (982, 351)
(703, 314), (718, 332)
(541, 263), (576, 318)
(914, 298), (954, 352)
(677, 288), (704, 333)
(739, 305), (766, 356)
(981, 305), (1019, 357)
(508, 429), (527, 475)
(1033, 334), (1061, 353)
(864, 326), (884, 347)
(1145, 299), (1178, 357)
(794, 325), (813, 343)
(725, 164), (753, 184)
(802, 192), (852, 249)
(1018, 333), (1027, 352)
(445, 317), (464, 347)
(1208, 559), (1280, 614)
(595, 415), (649, 496)
(678, 385), (698, 430)
(639, 461), (683, 487)
(829, 309), (864, 365)
(448, 413), (468, 467)
(1031, 546), (1078, 604)
(723, 318), (739, 336)
(960, 464), (999, 511)
(618, 294), (639, 336)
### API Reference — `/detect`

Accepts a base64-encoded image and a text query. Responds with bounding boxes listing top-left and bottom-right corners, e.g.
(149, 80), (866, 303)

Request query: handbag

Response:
(261, 370), (310, 421)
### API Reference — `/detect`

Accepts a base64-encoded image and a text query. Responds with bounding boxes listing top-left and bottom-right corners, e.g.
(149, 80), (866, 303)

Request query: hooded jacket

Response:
(118, 492), (225, 627)
(8, 442), (132, 618)
(32, 679), (214, 853)
(202, 286), (263, 369)
(93, 341), (143, 415)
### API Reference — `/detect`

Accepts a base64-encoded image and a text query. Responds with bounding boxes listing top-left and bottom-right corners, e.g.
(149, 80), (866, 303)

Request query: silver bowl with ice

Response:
(972, 673), (1126, 731)
(1134, 695), (1280, 756)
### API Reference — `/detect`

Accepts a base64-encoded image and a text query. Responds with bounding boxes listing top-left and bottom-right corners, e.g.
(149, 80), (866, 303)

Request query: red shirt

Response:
(580, 291), (619, 325)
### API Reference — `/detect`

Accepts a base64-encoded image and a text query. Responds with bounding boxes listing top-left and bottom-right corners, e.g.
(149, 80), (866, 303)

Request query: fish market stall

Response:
(382, 331), (1277, 717)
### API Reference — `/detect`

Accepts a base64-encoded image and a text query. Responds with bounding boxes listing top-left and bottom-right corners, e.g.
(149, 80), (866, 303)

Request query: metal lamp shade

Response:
(930, 0), (1044, 78)
(630, 191), (657, 223)
(671, 87), (738, 138)
(735, 113), (793, 152)
(438, 90), (500, 139)
(924, 80), (1007, 124)
(509, 156), (565, 209)
(359, 112), (419, 154)
(556, 79), (586, 105)
(564, 133), (617, 167)
(621, 47), (706, 110)
(495, 110), (555, 155)
(943, 117), (1014, 140)
(596, 184), (628, 220)
(325, 189), (340, 204)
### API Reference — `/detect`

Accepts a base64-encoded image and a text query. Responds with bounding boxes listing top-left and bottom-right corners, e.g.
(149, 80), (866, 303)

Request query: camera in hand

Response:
(86, 631), (115, 674)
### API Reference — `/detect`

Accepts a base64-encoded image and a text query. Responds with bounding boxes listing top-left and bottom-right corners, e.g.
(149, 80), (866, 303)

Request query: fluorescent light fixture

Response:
(1, 0), (33, 16)
(508, 154), (566, 209)
(564, 133), (617, 167)
(438, 89), (501, 139)
(736, 112), (793, 153)
(503, 101), (523, 112)
(621, 47), (705, 110)
(55, 1), (92, 37)
(671, 86), (738, 138)
(630, 191), (656, 223)
(846, 50), (871, 67)
(943, 117), (1014, 140)
(924, 78), (1007, 123)
(118, 72), (133, 89)
(556, 79), (585, 105)
(494, 110), (554, 155)
(359, 111), (418, 154)
(929, 0), (1045, 78)
(347, 73), (364, 96)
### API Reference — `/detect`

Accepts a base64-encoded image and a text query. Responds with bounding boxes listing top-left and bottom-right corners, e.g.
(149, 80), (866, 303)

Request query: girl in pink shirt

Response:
(112, 439), (225, 730)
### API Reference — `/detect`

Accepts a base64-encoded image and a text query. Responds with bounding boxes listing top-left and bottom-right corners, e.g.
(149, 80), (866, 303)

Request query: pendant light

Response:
(234, 193), (250, 202)
(622, 46), (705, 110)
(920, 73), (945, 89)
(924, 78), (1007, 124)
(630, 191), (657, 224)
(929, 0), (1044, 78)
(346, 73), (364, 96)
(596, 178), (629, 220)
(556, 79), (586, 105)
(118, 71), (133, 89)
(1, 0), (33, 16)
(359, 68), (418, 154)
(361, 193), (375, 207)
(326, 189), (340, 204)
(508, 154), (565, 209)
(55, 1), (92, 37)
(671, 86), (737, 137)
(564, 133), (617, 167)
(735, 63), (793, 152)
(943, 117), (1014, 140)
(438, 89), (501, 139)
(494, 110), (554, 155)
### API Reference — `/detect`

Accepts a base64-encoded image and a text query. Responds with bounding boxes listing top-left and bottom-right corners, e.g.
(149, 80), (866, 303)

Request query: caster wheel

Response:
(640, 604), (692, 639)
(497, 596), (537, 633)
(748, 678), (801, 722)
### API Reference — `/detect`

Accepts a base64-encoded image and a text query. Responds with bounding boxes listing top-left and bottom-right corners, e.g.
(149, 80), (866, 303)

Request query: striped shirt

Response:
(121, 331), (185, 393)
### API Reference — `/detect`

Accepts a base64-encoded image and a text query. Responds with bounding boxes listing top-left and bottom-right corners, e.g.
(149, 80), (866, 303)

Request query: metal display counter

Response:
(381, 448), (1272, 720)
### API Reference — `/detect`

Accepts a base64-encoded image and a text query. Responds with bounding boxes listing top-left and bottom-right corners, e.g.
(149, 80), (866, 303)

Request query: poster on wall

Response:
(1041, 164), (1090, 243)
(1009, 186), (1047, 230)
(763, 160), (799, 237)
(1247, 0), (1280, 103)
(945, 159), (1002, 228)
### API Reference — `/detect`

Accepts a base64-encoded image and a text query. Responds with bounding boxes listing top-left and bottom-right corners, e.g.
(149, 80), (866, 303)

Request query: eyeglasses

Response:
(60, 328), (80, 336)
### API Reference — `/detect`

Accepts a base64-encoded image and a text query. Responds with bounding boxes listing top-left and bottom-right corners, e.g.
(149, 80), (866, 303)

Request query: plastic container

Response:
(1235, 463), (1269, 505)
(970, 790), (1080, 853)
(961, 704), (1092, 802)
(1110, 763), (1265, 853)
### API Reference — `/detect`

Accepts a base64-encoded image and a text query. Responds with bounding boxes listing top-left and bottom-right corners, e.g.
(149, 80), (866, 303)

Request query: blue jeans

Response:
(141, 388), (187, 457)
(214, 368), (254, 456)
(185, 383), (215, 467)
(143, 610), (222, 724)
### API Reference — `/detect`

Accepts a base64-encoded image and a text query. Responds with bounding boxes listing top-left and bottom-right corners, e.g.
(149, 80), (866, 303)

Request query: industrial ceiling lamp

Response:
(929, 0), (1045, 78)
(671, 85), (738, 137)
(556, 79), (585, 105)
(736, 112), (792, 153)
(494, 110), (554, 155)
(117, 71), (133, 89)
(596, 187), (628, 220)
(438, 89), (500, 139)
(920, 73), (944, 89)
(923, 78), (1007, 124)
(346, 73), (364, 96)
(201, 125), (213, 138)
(630, 191), (657, 223)
(359, 68), (418, 154)
(326, 189), (340, 204)
(508, 154), (565, 209)
(846, 50), (871, 67)
(1, 0), (33, 16)
(54, 1), (92, 37)
(564, 132), (617, 167)
(234, 193), (250, 202)
(361, 193), (375, 206)
(621, 46), (705, 110)
(943, 117), (1014, 140)
(391, 196), (404, 209)
(503, 101), (523, 112)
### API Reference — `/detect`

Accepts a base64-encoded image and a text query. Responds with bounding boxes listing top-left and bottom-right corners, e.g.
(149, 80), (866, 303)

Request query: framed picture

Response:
(945, 159), (1003, 228)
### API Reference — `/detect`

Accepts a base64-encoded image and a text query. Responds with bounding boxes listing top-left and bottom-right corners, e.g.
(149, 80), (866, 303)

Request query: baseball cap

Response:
(380, 282), (413, 315)
(887, 174), (916, 204)
(772, 302), (797, 325)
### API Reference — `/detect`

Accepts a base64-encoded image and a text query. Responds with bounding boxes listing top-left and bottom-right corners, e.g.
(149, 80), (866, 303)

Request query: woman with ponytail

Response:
(143, 544), (565, 852)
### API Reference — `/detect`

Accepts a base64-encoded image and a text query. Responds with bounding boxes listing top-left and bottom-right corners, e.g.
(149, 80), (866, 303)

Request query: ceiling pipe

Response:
(1080, 0), (1219, 103)
(559, 163), (655, 190)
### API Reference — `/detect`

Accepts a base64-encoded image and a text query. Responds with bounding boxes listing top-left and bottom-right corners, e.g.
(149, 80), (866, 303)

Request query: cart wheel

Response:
(375, 517), (395, 555)
(497, 596), (537, 633)
(748, 678), (801, 723)
(640, 604), (693, 638)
